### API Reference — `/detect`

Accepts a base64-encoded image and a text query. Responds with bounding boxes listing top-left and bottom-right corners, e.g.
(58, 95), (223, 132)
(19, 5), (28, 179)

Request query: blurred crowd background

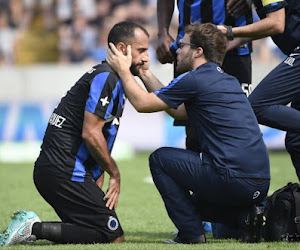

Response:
(0, 0), (286, 66)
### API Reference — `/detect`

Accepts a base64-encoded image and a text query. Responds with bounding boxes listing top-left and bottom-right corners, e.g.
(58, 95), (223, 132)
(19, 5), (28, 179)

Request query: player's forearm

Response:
(139, 70), (165, 92)
(139, 71), (187, 119)
(232, 9), (285, 39)
(157, 0), (175, 36)
(119, 69), (156, 113)
(84, 132), (120, 179)
(227, 37), (252, 51)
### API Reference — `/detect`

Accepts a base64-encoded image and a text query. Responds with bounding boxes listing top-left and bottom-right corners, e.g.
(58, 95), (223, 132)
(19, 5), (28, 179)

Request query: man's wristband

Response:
(226, 26), (234, 40)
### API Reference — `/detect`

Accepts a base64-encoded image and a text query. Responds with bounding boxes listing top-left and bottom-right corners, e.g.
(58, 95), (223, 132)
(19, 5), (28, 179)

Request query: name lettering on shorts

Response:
(49, 113), (66, 128)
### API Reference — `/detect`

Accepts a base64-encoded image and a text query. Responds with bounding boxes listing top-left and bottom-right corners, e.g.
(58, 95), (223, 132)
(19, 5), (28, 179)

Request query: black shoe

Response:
(241, 205), (265, 243)
(165, 234), (206, 244)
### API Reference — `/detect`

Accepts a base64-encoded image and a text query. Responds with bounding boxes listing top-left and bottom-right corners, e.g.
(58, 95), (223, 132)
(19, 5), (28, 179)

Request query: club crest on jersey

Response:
(107, 216), (119, 231)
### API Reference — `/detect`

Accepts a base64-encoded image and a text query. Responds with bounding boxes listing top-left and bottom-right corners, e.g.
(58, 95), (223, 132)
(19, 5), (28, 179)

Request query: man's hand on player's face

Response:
(137, 60), (150, 78)
(227, 0), (251, 18)
(107, 42), (132, 75)
(156, 34), (175, 64)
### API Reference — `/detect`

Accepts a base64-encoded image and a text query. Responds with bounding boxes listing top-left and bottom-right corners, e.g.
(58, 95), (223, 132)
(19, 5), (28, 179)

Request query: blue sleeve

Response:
(85, 72), (120, 119)
(154, 72), (197, 109)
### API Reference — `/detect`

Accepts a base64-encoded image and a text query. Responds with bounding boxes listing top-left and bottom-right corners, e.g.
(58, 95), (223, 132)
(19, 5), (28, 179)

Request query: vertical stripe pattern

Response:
(85, 72), (110, 113)
(176, 0), (252, 55)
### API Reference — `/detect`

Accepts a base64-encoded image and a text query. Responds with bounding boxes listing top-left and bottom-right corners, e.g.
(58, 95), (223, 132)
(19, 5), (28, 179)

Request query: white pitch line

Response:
(143, 176), (154, 184)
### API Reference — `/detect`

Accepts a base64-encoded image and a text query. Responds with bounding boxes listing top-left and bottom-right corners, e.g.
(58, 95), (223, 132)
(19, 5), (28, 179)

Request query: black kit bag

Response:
(263, 182), (300, 242)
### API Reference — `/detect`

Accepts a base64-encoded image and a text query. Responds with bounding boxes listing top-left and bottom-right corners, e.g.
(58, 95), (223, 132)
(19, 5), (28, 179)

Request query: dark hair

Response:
(108, 21), (149, 46)
(185, 22), (227, 65)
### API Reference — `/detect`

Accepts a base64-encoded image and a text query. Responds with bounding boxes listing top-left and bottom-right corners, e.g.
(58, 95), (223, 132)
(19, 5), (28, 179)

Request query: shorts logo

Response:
(284, 56), (295, 66)
(107, 216), (119, 231)
(253, 191), (260, 199)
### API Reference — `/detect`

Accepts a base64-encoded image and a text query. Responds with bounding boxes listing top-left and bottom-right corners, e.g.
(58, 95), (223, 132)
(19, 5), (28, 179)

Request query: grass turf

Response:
(0, 151), (299, 249)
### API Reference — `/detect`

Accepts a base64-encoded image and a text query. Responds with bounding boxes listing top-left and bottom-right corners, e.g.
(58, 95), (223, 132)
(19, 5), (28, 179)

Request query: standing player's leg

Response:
(285, 99), (300, 180)
(248, 54), (300, 133)
(249, 53), (300, 179)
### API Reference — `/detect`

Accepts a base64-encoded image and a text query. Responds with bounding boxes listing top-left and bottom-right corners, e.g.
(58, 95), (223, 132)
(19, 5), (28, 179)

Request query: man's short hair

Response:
(108, 21), (149, 46)
(185, 22), (227, 65)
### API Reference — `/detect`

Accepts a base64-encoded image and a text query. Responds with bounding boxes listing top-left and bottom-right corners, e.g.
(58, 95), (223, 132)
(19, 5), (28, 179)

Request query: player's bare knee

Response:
(110, 234), (124, 243)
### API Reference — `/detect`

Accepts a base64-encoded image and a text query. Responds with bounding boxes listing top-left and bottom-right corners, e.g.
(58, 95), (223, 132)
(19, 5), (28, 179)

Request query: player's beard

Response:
(176, 50), (194, 75)
(130, 63), (140, 76)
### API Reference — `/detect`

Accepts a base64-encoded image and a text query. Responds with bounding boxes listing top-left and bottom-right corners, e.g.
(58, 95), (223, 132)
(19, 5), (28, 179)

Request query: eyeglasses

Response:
(178, 39), (197, 49)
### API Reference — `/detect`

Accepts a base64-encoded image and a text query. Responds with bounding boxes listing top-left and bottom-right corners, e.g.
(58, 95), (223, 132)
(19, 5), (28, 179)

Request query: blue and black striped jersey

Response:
(35, 62), (126, 182)
(177, 0), (253, 55)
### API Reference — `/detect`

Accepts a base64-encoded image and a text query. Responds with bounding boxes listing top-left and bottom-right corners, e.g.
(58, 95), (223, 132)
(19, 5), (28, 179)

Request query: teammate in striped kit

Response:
(0, 21), (150, 246)
(218, 0), (300, 180)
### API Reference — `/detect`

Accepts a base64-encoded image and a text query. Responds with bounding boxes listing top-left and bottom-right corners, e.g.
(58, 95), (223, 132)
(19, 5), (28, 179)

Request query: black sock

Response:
(32, 222), (62, 242)
(32, 222), (108, 244)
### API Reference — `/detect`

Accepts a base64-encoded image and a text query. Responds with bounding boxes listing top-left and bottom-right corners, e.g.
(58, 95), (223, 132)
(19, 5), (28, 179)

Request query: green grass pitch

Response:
(0, 151), (299, 249)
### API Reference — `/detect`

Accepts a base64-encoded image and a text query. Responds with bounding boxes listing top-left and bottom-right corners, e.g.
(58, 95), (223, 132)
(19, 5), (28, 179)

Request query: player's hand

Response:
(104, 176), (120, 210)
(107, 42), (132, 74)
(227, 0), (251, 18)
(156, 34), (175, 64)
